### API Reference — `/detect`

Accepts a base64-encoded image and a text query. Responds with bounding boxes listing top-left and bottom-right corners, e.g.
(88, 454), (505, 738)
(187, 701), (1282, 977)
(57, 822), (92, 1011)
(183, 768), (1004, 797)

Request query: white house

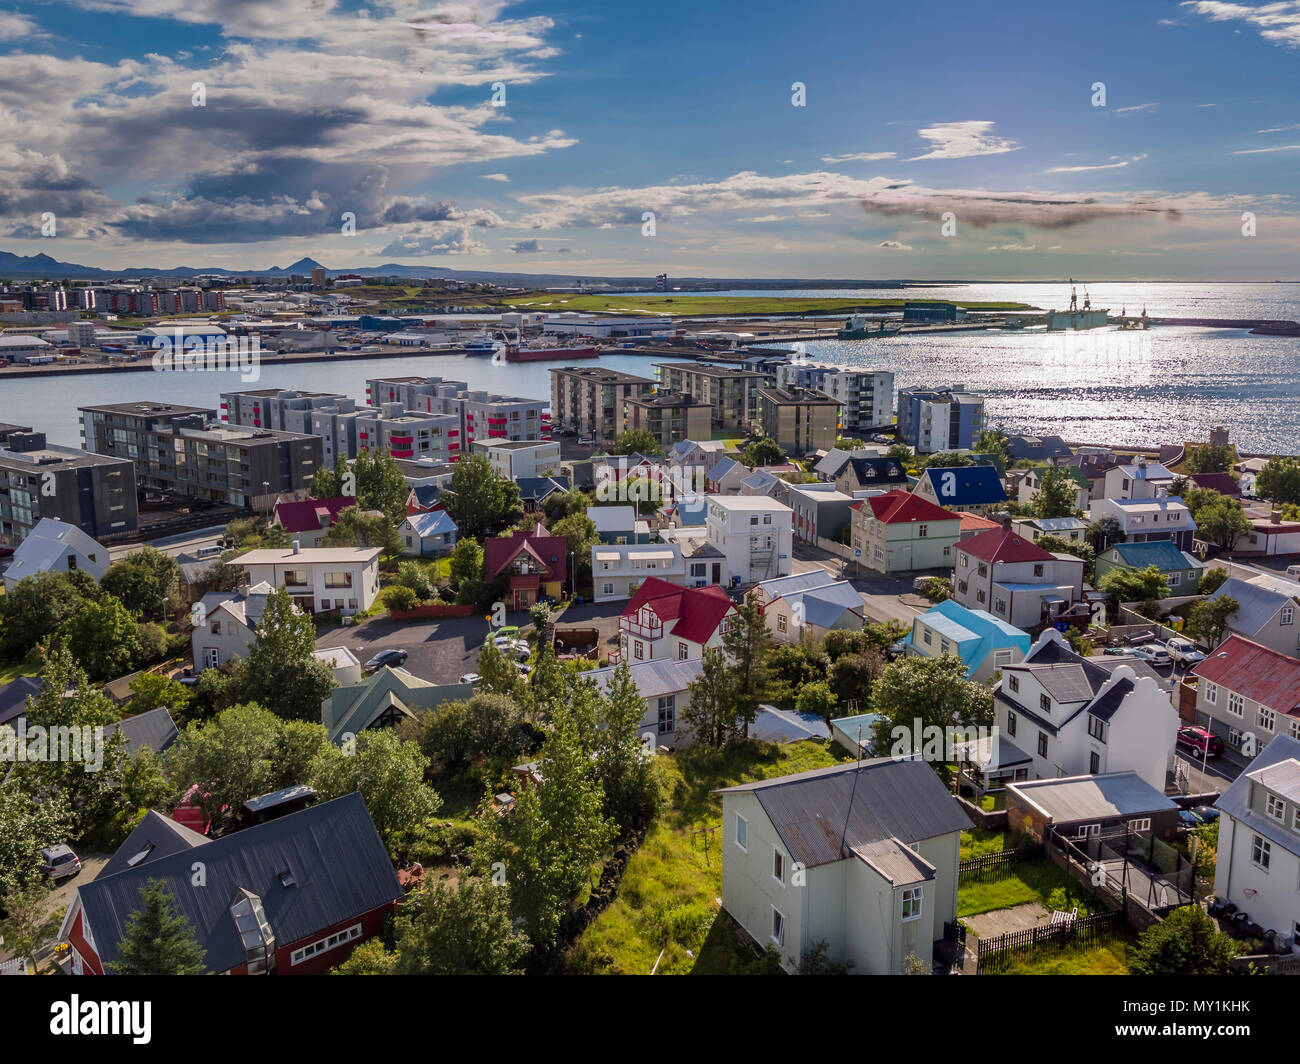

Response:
(592, 542), (687, 603)
(752, 571), (864, 643)
(614, 577), (736, 666)
(3, 518), (108, 589)
(1088, 496), (1197, 552)
(399, 510), (458, 556)
(704, 495), (793, 588)
(950, 526), (1085, 629)
(718, 759), (971, 974)
(233, 544), (381, 614)
(1213, 734), (1300, 948)
(1101, 461), (1175, 501)
(191, 581), (276, 672)
(472, 438), (561, 480)
(587, 657), (702, 747)
(989, 630), (1179, 794)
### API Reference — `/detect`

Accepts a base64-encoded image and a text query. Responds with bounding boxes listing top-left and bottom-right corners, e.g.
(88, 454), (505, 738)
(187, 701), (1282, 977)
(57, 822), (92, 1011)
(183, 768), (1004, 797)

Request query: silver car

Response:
(42, 844), (82, 881)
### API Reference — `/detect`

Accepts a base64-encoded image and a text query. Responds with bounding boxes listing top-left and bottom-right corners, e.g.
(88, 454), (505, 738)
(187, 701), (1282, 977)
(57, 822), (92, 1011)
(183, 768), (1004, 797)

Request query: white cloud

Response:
(481, 173), (510, 181)
(1045, 153), (1148, 173)
(906, 121), (1021, 161)
(877, 240), (912, 250)
(1233, 142), (1300, 154)
(820, 151), (897, 162)
(0, 12), (40, 39)
(1181, 0), (1300, 49)
(987, 243), (1037, 251)
(1259, 123), (1300, 132)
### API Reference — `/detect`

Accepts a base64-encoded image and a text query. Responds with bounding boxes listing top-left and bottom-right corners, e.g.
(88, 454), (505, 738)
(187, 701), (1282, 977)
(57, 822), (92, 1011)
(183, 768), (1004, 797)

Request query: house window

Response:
(959, 555), (968, 568)
(1040, 693), (1052, 714)
(1006, 711), (1017, 737)
(1088, 715), (1106, 742)
(1283, 607), (1295, 626)
(918, 524), (928, 538)
(1266, 794), (1286, 822)
(1129, 818), (1151, 832)
(995, 649), (1013, 666)
(1089, 751), (1100, 774)
(1008, 674), (1020, 693)
(290, 923), (362, 966)
(771, 906), (785, 945)
(977, 563), (988, 577)
(1169, 572), (1181, 586)
(1259, 707), (1276, 732)
(678, 642), (689, 660)
(994, 597), (1006, 615)
(777, 615), (787, 633)
(1228, 726), (1244, 748)
(283, 569), (308, 586)
(1252, 834), (1271, 871)
(1292, 807), (1300, 832)
(324, 571), (352, 588)
(943, 546), (951, 557)
(602, 583), (614, 595)
(1227, 692), (1244, 717)
(735, 814), (748, 851)
(1037, 731), (1048, 757)
(1033, 564), (1044, 577)
(773, 848), (785, 886)
(922, 628), (932, 646)
(1204, 682), (1217, 705)
(634, 640), (644, 660)
(657, 695), (675, 735)
(901, 886), (923, 922)
(976, 590), (986, 604)
(210, 620), (221, 635)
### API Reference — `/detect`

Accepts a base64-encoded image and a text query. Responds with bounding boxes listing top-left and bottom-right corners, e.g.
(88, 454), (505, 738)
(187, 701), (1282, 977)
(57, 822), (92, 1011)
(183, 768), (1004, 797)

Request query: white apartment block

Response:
(704, 495), (794, 588)
(366, 376), (549, 454)
(472, 438), (562, 480)
(592, 542), (687, 602)
(774, 362), (894, 435)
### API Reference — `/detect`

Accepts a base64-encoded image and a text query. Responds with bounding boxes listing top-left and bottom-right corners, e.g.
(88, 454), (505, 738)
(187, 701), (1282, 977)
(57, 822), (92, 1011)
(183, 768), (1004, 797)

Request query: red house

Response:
(613, 577), (736, 665)
(272, 496), (357, 544)
(57, 794), (402, 976)
(485, 523), (568, 611)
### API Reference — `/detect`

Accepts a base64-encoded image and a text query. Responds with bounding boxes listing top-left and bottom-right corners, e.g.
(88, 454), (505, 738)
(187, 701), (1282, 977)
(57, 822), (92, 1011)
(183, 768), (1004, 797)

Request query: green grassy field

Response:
(502, 293), (1032, 318)
(958, 858), (1091, 918)
(992, 933), (1134, 975)
(565, 739), (851, 975)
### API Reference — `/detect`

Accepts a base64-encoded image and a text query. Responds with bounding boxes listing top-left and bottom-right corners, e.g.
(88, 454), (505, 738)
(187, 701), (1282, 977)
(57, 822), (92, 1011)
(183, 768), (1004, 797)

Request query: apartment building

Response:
(80, 402), (321, 509)
(897, 386), (984, 454)
(548, 366), (654, 444)
(367, 376), (549, 451)
(623, 391), (712, 450)
(756, 386), (840, 456)
(950, 526), (1085, 629)
(472, 438), (562, 480)
(655, 363), (767, 431)
(704, 495), (794, 588)
(0, 429), (136, 545)
(774, 362), (894, 435)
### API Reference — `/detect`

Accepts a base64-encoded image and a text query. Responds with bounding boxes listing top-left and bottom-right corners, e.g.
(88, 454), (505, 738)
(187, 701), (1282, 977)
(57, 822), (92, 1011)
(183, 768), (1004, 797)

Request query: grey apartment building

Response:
(80, 402), (322, 510)
(366, 376), (548, 456)
(655, 363), (767, 431)
(549, 366), (655, 444)
(0, 428), (137, 545)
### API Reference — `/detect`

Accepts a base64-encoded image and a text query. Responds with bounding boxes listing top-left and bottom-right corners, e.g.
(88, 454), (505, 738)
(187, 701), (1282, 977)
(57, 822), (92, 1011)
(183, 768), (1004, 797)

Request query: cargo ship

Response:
(504, 341), (600, 363)
(1045, 281), (1110, 331)
(838, 314), (901, 340)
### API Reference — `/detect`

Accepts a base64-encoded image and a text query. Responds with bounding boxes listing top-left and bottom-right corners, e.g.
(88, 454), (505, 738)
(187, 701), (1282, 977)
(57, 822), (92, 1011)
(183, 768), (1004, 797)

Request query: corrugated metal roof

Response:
(1217, 736), (1300, 856)
(1192, 634), (1300, 713)
(1010, 772), (1176, 823)
(850, 837), (935, 886)
(1208, 579), (1297, 638)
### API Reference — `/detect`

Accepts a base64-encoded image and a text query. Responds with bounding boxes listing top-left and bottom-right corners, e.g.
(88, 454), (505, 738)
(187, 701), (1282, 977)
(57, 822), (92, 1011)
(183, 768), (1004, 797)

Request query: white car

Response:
(458, 673), (482, 686)
(1166, 637), (1205, 667)
(1127, 644), (1173, 667)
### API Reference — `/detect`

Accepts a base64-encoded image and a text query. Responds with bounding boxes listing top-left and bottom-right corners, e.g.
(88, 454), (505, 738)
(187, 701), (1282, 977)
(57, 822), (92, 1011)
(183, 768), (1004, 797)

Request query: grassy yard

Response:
(960, 827), (1009, 861)
(502, 293), (1032, 318)
(991, 932), (1136, 975)
(958, 858), (1091, 918)
(565, 739), (851, 975)
(978, 791), (1006, 812)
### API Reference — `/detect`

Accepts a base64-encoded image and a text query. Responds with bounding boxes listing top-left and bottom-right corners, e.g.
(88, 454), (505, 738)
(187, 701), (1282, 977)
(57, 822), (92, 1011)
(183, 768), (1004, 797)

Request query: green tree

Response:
(445, 452), (523, 540)
(1097, 564), (1171, 604)
(309, 454), (351, 499)
(238, 588), (336, 721)
(1033, 534), (1096, 581)
(396, 560), (433, 600)
(127, 672), (193, 719)
(550, 511), (597, 592)
(0, 879), (62, 972)
(973, 427), (1012, 469)
(1130, 905), (1237, 976)
(448, 536), (484, 589)
(0, 788), (73, 898)
(380, 585), (418, 611)
(330, 937), (399, 975)
(309, 730), (441, 850)
(477, 636), (524, 699)
(1198, 567), (1230, 595)
(321, 505), (400, 552)
(108, 879), (207, 975)
(59, 594), (141, 679)
(1255, 457), (1300, 506)
(795, 680), (837, 725)
(827, 650), (886, 707)
(613, 428), (664, 456)
(353, 448), (412, 524)
(920, 451), (973, 470)
(415, 691), (534, 775)
(886, 443), (914, 464)
(1031, 465), (1081, 519)
(595, 662), (666, 838)
(869, 655), (994, 759)
(1191, 494), (1252, 550)
(682, 646), (740, 747)
(0, 570), (93, 659)
(393, 878), (530, 974)
(767, 641), (829, 703)
(541, 488), (592, 525)
(100, 546), (181, 622)
(741, 436), (785, 467)
(1085, 516), (1124, 553)
(1183, 443), (1235, 475)
(722, 590), (773, 739)
(1184, 595), (1239, 649)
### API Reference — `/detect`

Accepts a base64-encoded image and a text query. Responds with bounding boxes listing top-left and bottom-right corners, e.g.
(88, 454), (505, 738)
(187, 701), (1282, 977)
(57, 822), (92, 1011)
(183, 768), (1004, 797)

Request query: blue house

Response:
(399, 510), (458, 556)
(913, 465), (1008, 513)
(904, 599), (1030, 683)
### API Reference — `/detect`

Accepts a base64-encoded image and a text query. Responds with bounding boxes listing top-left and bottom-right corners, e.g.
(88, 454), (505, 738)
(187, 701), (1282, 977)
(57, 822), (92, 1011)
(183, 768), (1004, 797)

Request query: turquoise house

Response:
(904, 598), (1031, 683)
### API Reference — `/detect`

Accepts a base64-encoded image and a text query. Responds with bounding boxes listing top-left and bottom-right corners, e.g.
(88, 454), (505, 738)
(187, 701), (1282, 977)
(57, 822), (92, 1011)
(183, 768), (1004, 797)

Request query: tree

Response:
(869, 655), (994, 759)
(973, 427), (1012, 469)
(330, 937), (399, 975)
(309, 730), (441, 851)
(0, 879), (62, 972)
(238, 588), (336, 721)
(1097, 564), (1170, 604)
(415, 691), (534, 775)
(396, 560), (433, 601)
(127, 672), (193, 719)
(795, 680), (837, 725)
(541, 488), (592, 525)
(767, 641), (829, 703)
(0, 570), (93, 659)
(380, 585), (418, 611)
(741, 436), (785, 467)
(1255, 457), (1300, 506)
(595, 662), (665, 838)
(551, 511), (597, 591)
(393, 878), (530, 974)
(0, 788), (72, 899)
(321, 505), (400, 552)
(59, 594), (141, 679)
(827, 650), (886, 707)
(100, 546), (180, 621)
(1184, 595), (1238, 649)
(444, 452), (522, 540)
(1085, 516), (1123, 553)
(1183, 443), (1235, 475)
(1031, 465), (1080, 519)
(1199, 567), (1230, 595)
(1130, 905), (1237, 976)
(722, 591), (773, 738)
(683, 646), (740, 747)
(448, 536), (484, 589)
(1191, 494), (1251, 551)
(920, 451), (973, 470)
(108, 879), (207, 975)
(886, 443), (913, 464)
(1033, 534), (1096, 581)
(613, 428), (664, 456)
(798, 940), (854, 975)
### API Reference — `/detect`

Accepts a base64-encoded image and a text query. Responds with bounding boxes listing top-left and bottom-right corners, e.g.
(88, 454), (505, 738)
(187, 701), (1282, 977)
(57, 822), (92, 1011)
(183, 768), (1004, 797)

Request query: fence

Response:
(975, 910), (1125, 974)
(1049, 827), (1192, 930)
(958, 844), (1044, 882)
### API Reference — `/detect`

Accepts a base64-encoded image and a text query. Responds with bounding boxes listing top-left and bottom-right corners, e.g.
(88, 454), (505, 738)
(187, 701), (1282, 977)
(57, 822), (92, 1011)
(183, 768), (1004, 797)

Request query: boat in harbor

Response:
(503, 340), (600, 363)
(463, 332), (502, 355)
(838, 314), (901, 340)
(1045, 281), (1110, 331)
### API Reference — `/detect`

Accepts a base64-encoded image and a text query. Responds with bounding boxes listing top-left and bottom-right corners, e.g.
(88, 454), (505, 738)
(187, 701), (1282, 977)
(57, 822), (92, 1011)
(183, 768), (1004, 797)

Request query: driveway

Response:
(0, 853), (109, 972)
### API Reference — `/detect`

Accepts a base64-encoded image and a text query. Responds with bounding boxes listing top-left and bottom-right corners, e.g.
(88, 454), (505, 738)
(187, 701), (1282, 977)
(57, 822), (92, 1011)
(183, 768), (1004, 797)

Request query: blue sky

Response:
(2, 0), (1299, 278)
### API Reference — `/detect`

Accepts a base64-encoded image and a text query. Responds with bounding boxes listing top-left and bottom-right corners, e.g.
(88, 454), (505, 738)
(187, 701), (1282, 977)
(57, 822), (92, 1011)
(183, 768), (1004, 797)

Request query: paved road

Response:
(792, 543), (925, 627)
(108, 523), (228, 561)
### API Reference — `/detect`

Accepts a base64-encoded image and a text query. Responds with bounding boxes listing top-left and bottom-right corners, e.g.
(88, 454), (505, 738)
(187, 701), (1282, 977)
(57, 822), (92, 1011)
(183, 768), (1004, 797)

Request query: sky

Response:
(2, 0), (1299, 280)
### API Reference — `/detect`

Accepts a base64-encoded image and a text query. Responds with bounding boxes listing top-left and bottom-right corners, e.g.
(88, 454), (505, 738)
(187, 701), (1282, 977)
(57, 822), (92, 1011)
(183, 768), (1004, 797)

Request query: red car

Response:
(1177, 726), (1224, 757)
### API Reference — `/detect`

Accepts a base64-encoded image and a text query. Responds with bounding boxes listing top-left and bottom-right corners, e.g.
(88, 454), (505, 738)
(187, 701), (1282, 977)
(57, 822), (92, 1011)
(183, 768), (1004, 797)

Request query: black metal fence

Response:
(958, 844), (1045, 882)
(975, 909), (1125, 974)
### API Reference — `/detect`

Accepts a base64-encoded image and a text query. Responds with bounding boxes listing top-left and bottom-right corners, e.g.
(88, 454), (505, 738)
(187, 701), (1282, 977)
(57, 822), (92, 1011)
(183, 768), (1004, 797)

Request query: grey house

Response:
(718, 759), (970, 974)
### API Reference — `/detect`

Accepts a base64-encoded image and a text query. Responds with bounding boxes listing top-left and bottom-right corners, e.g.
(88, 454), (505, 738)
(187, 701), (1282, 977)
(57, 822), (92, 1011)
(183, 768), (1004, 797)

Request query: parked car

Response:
(363, 648), (408, 672)
(1166, 637), (1205, 667)
(1176, 725), (1224, 758)
(196, 544), (224, 559)
(458, 673), (482, 686)
(0, 546), (14, 558)
(887, 639), (907, 660)
(1127, 644), (1172, 667)
(42, 844), (82, 881)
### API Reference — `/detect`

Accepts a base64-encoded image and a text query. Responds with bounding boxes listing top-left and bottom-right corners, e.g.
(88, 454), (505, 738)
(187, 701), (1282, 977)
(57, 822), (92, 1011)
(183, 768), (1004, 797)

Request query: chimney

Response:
(292, 539), (301, 554)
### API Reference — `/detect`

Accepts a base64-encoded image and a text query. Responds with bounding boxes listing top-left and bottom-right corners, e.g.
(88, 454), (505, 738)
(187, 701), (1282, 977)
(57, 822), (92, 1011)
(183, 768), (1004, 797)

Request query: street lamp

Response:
(262, 480), (270, 516)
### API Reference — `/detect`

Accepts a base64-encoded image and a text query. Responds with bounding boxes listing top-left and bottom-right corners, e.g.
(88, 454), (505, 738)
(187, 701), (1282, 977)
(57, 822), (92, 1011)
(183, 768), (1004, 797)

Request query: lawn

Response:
(978, 791), (1006, 812)
(565, 739), (851, 975)
(502, 293), (1032, 318)
(960, 827), (1009, 861)
(958, 858), (1091, 918)
(990, 932), (1135, 975)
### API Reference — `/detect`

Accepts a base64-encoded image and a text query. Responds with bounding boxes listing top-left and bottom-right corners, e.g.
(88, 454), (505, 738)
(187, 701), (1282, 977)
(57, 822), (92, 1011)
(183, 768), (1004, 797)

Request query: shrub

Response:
(380, 585), (419, 611)
(397, 561), (433, 601)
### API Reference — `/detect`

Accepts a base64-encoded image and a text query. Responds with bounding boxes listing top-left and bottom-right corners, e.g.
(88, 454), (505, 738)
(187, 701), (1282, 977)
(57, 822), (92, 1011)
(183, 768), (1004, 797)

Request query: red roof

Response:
(484, 523), (567, 583)
(1191, 635), (1300, 713)
(865, 490), (958, 525)
(273, 496), (356, 533)
(958, 511), (1001, 533)
(622, 577), (735, 644)
(958, 526), (1056, 565)
(1186, 472), (1241, 498)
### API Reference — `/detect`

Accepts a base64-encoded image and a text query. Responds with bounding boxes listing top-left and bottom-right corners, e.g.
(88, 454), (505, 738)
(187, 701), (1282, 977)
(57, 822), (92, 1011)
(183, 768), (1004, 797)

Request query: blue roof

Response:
(405, 510), (458, 537)
(830, 713), (886, 752)
(675, 497), (708, 526)
(1109, 540), (1202, 573)
(907, 599), (1030, 677)
(920, 465), (1007, 506)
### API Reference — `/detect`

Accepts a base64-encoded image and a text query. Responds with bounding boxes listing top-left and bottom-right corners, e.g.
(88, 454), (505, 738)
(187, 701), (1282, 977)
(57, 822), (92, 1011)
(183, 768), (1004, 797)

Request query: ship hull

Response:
(505, 346), (600, 362)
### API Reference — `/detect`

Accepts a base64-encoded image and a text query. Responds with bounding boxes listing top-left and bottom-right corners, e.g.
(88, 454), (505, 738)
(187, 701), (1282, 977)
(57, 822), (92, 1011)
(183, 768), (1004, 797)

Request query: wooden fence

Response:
(958, 844), (1044, 882)
(975, 909), (1125, 974)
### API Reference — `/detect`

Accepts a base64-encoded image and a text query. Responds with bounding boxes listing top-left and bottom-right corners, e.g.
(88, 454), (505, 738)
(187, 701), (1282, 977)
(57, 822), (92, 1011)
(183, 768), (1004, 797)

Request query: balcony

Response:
(620, 615), (662, 641)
